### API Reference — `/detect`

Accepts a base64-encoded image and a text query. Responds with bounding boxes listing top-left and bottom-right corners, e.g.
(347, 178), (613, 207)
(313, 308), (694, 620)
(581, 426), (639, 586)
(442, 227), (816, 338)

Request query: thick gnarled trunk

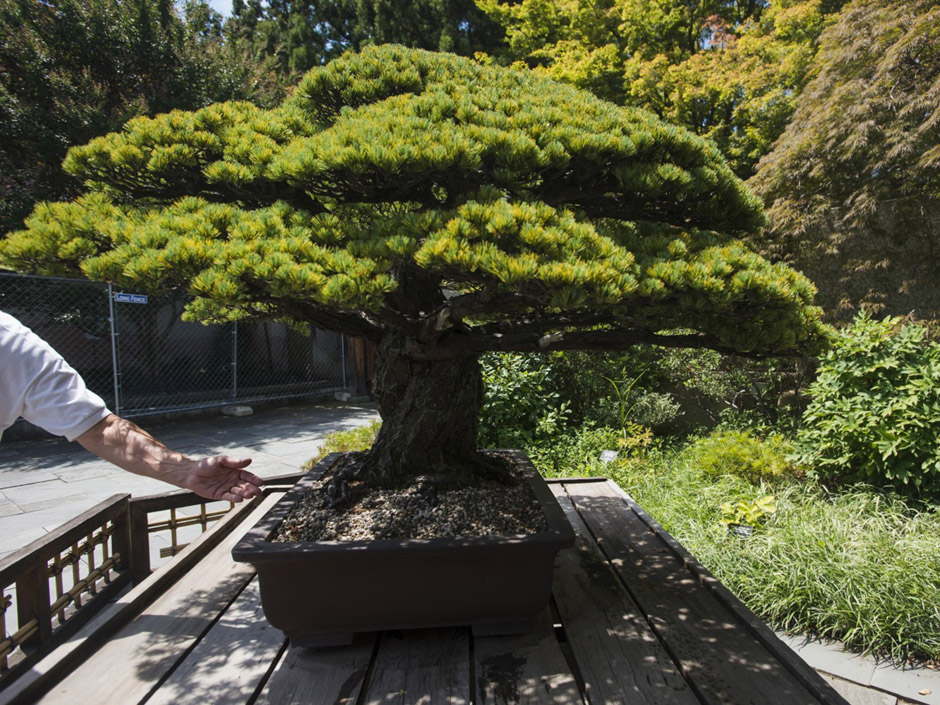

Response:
(363, 333), (484, 486)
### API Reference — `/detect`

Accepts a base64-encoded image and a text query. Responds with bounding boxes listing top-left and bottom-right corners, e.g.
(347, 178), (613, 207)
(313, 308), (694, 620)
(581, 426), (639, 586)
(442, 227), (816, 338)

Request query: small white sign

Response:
(114, 293), (148, 304)
(599, 450), (619, 464)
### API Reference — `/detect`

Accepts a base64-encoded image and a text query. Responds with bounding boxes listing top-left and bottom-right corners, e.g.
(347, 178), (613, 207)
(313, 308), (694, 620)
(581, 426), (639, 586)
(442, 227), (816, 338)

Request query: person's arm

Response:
(76, 414), (263, 502)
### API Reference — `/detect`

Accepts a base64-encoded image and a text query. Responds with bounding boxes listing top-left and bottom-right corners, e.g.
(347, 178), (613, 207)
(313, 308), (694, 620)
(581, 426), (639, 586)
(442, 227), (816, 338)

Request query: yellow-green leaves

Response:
(412, 198), (639, 307)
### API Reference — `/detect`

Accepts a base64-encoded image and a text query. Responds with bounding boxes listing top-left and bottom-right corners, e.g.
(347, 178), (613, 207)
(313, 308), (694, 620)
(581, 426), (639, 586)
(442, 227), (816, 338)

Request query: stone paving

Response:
(779, 634), (940, 705)
(0, 400), (379, 558)
(0, 397), (936, 705)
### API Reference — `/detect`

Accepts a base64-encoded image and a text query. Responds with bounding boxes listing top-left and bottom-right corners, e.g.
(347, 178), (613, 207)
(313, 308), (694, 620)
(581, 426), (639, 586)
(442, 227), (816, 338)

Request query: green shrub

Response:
(796, 312), (940, 498)
(479, 353), (571, 448)
(688, 429), (795, 484)
(718, 495), (777, 529)
(527, 423), (625, 477)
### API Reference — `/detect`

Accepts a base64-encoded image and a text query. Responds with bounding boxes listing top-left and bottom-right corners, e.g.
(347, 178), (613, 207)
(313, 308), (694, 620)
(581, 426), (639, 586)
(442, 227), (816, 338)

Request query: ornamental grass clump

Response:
(0, 45), (828, 488)
(690, 429), (796, 485)
(615, 447), (940, 665)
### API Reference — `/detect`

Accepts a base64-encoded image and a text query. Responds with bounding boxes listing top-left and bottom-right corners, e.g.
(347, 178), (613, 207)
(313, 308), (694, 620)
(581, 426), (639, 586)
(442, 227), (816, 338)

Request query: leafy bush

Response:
(718, 495), (777, 529)
(528, 423), (628, 477)
(796, 312), (940, 498)
(479, 353), (571, 448)
(688, 429), (796, 485)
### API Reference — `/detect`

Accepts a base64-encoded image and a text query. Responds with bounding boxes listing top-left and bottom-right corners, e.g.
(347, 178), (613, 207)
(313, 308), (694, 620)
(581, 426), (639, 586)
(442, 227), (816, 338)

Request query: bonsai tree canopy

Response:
(0, 45), (828, 484)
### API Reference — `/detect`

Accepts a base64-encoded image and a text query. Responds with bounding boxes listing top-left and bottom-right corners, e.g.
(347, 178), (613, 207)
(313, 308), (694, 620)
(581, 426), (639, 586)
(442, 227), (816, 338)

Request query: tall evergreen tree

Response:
(225, 0), (505, 76)
(0, 0), (279, 235)
(1, 46), (827, 484)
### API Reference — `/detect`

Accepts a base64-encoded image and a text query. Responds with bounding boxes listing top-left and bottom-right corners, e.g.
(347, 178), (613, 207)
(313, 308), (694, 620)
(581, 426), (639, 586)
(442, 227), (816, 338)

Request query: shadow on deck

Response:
(0, 477), (850, 705)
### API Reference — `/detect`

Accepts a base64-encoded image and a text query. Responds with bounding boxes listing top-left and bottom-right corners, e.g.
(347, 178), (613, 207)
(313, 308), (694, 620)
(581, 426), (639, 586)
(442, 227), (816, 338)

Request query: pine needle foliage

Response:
(1, 45), (827, 360)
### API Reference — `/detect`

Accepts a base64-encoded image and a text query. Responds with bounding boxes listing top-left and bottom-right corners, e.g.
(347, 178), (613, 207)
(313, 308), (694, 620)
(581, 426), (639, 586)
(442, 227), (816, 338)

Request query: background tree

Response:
(0, 45), (827, 484)
(226, 0), (505, 76)
(478, 0), (850, 176)
(750, 0), (940, 321)
(0, 0), (281, 236)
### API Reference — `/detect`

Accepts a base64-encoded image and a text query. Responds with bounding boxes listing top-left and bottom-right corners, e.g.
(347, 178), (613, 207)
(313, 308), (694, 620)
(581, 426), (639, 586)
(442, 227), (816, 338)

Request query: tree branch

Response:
(407, 325), (797, 360)
(266, 299), (387, 341)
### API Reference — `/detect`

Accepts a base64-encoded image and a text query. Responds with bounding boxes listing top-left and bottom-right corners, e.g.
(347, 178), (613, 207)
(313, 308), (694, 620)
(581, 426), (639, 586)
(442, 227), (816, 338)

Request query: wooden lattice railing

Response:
(0, 471), (304, 691)
(0, 495), (132, 679)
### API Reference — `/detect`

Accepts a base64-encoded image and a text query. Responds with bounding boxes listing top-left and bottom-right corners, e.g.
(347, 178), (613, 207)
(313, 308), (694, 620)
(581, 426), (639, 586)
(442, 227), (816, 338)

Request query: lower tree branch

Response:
(406, 326), (794, 360)
(274, 300), (387, 340)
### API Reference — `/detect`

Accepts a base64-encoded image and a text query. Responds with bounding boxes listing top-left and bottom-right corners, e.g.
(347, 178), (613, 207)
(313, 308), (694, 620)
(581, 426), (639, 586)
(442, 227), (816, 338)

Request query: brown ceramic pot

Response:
(232, 450), (574, 646)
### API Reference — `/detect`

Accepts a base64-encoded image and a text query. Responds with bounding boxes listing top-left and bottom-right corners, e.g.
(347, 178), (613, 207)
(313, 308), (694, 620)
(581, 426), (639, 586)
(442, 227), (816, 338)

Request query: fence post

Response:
(110, 498), (133, 583)
(128, 503), (152, 585)
(107, 284), (121, 416)
(232, 320), (238, 402)
(341, 334), (347, 392)
(15, 565), (51, 649)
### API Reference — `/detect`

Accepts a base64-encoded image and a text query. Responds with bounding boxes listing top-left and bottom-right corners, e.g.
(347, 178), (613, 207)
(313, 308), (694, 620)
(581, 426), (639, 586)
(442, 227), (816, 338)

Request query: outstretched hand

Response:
(186, 456), (263, 502)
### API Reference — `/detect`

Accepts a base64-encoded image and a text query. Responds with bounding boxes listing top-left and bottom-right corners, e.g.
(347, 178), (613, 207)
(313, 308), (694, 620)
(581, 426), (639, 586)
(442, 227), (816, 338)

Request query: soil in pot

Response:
(234, 450), (573, 647)
(273, 451), (548, 542)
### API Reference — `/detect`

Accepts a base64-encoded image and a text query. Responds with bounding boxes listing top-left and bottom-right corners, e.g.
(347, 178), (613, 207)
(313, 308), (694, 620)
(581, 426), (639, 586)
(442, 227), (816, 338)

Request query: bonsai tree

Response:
(0, 45), (828, 486)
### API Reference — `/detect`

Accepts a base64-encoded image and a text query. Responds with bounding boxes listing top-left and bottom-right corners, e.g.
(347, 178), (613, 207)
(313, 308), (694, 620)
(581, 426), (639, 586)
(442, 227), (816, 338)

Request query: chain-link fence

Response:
(0, 272), (351, 419)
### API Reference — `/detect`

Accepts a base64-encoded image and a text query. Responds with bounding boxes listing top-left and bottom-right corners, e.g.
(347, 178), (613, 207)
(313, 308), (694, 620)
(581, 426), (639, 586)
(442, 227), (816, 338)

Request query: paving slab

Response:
(779, 633), (880, 686)
(823, 674), (897, 705)
(870, 663), (940, 705)
(1, 476), (126, 508)
(779, 633), (940, 705)
(0, 400), (379, 553)
(0, 468), (59, 489)
(0, 502), (23, 519)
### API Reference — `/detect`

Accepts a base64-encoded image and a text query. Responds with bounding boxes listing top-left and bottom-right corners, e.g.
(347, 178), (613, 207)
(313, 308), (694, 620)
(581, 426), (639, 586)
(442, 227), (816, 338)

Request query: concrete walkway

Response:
(0, 399), (379, 558)
(0, 398), (936, 705)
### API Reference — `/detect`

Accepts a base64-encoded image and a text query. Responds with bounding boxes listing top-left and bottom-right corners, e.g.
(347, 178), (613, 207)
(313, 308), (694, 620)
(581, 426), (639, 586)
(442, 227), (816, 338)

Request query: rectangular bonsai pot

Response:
(232, 450), (575, 646)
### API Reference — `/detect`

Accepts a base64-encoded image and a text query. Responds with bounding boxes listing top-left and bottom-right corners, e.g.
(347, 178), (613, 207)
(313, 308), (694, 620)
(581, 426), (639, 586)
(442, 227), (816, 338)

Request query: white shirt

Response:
(0, 310), (111, 441)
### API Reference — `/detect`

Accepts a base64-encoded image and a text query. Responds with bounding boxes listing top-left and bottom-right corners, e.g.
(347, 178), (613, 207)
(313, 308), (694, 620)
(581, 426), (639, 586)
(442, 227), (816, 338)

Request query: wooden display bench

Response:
(0, 477), (850, 705)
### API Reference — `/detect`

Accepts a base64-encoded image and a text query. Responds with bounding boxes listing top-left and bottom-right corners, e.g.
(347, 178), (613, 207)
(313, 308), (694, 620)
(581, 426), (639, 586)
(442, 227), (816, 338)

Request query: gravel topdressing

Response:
(273, 454), (547, 542)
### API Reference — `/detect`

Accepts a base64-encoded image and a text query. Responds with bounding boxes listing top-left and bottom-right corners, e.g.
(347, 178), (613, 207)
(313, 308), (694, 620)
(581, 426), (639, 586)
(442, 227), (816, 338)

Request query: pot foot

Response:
(471, 619), (533, 637)
(289, 631), (355, 648)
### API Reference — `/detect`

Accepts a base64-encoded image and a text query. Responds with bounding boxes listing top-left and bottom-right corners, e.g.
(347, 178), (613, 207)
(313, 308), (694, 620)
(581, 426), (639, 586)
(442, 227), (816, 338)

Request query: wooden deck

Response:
(1, 478), (850, 705)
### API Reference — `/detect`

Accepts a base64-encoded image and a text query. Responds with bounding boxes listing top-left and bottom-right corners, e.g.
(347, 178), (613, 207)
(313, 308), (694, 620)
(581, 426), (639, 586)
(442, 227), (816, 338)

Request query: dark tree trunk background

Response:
(363, 331), (485, 485)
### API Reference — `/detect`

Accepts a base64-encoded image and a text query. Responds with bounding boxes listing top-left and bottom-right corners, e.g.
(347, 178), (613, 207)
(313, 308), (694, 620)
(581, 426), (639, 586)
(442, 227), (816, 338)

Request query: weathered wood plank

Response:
(363, 628), (470, 705)
(145, 577), (286, 705)
(0, 493), (273, 705)
(564, 480), (847, 705)
(601, 479), (851, 704)
(254, 634), (377, 705)
(473, 608), (582, 705)
(549, 486), (697, 705)
(32, 493), (283, 705)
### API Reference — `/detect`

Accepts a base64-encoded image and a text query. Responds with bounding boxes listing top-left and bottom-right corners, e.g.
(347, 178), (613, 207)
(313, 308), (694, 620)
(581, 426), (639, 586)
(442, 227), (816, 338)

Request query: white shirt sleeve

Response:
(0, 310), (112, 441)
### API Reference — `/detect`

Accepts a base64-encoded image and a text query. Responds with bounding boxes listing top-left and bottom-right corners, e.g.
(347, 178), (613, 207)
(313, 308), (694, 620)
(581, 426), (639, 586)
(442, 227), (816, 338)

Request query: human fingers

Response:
(239, 469), (264, 486)
(217, 455), (253, 469)
(222, 481), (262, 503)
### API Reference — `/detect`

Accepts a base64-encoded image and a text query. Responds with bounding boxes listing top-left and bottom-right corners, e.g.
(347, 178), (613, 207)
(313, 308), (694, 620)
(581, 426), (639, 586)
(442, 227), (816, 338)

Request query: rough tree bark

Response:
(362, 331), (486, 486)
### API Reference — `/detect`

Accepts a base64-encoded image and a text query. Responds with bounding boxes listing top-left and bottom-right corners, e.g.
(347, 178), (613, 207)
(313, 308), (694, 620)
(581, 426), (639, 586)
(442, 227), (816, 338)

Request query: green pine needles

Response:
(1, 44), (826, 360)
